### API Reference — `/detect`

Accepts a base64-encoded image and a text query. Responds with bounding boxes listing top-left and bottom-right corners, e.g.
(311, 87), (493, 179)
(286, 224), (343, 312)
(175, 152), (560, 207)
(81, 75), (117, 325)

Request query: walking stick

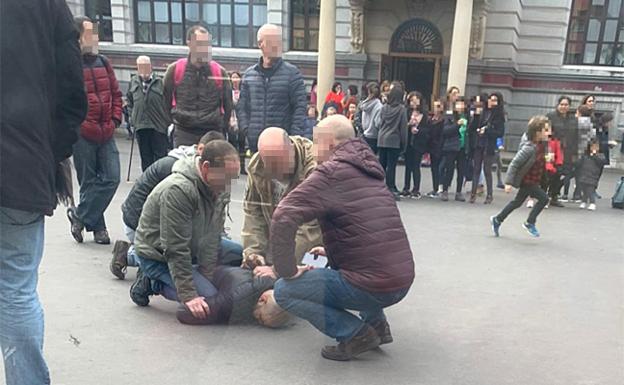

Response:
(127, 125), (136, 182)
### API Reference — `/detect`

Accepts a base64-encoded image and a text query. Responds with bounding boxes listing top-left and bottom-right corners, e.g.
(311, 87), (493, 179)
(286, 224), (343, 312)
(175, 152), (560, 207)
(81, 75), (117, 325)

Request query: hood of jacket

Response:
(381, 103), (404, 121)
(359, 97), (382, 113)
(330, 138), (385, 181)
(171, 156), (216, 200)
(168, 145), (197, 160)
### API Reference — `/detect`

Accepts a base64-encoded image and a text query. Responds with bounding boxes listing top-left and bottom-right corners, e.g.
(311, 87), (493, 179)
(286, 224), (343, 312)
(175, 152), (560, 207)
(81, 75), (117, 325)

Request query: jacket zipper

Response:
(263, 75), (269, 130)
(89, 61), (105, 140)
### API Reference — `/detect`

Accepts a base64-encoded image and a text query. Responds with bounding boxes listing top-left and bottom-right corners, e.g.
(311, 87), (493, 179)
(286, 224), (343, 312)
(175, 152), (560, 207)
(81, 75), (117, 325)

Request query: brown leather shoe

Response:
(94, 229), (111, 245)
(110, 240), (130, 280)
(321, 325), (380, 361)
(370, 319), (393, 345)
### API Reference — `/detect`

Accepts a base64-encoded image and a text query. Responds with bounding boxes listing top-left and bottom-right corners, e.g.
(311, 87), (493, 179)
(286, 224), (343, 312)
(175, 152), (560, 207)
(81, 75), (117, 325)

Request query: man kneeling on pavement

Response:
(130, 139), (241, 319)
(266, 115), (415, 361)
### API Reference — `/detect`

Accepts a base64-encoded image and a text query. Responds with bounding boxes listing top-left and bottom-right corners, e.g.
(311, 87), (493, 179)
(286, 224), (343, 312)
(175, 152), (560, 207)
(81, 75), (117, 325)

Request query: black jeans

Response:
(364, 137), (378, 154)
(403, 146), (425, 193)
(471, 147), (495, 196)
(136, 129), (169, 171)
(578, 183), (596, 204)
(496, 184), (548, 225)
(430, 153), (441, 192)
(440, 149), (466, 193)
(541, 171), (563, 200)
(379, 147), (401, 192)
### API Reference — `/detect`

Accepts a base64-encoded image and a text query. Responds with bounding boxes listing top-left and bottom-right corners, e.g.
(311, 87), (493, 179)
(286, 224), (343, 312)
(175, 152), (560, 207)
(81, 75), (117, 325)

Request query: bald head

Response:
(136, 55), (152, 79)
(257, 24), (283, 66)
(313, 115), (356, 163)
(257, 127), (294, 180)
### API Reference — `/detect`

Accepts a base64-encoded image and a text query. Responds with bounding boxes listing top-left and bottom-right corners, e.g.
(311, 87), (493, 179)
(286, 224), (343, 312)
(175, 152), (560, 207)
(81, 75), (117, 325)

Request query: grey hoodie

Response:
(359, 98), (383, 139)
(378, 103), (408, 150)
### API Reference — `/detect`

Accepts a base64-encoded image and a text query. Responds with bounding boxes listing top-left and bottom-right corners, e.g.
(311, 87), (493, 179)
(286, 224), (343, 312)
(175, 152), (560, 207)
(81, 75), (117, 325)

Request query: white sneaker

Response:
(526, 199), (535, 208)
(588, 203), (596, 211)
(579, 202), (587, 209)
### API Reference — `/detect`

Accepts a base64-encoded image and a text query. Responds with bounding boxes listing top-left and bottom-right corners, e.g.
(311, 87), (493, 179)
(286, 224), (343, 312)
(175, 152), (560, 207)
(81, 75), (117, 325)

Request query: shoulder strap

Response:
(172, 58), (187, 108)
(209, 60), (224, 90)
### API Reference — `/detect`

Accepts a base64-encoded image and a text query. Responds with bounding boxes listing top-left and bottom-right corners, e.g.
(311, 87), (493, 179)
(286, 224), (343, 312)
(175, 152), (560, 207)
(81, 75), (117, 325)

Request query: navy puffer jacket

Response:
(237, 58), (307, 152)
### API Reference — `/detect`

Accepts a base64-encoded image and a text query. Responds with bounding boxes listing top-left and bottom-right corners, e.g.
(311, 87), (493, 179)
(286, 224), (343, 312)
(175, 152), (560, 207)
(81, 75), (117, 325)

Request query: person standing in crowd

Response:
(342, 85), (359, 114)
(129, 140), (240, 316)
(575, 140), (608, 211)
(324, 82), (345, 115)
(228, 71), (247, 174)
(401, 91), (429, 199)
(237, 24), (307, 153)
(378, 83), (408, 200)
(127, 56), (170, 171)
(546, 96), (578, 202)
(269, 115), (414, 361)
(490, 116), (552, 238)
(446, 86), (461, 114)
(439, 97), (468, 202)
(359, 81), (383, 154)
(66, 16), (122, 245)
(298, 105), (317, 140)
(426, 98), (445, 198)
(468, 93), (505, 204)
(310, 79), (318, 106)
(163, 26), (233, 147)
(380, 80), (391, 104)
(241, 127), (323, 272)
(1, 1), (87, 383)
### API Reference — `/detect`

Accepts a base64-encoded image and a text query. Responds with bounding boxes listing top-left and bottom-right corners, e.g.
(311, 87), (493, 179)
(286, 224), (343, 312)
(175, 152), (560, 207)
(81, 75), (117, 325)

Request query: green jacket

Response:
(126, 74), (170, 134)
(134, 157), (229, 303)
(241, 136), (323, 264)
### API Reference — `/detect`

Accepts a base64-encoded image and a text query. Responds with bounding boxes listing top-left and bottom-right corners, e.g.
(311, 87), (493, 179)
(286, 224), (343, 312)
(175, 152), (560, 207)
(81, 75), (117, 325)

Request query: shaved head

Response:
(136, 55), (151, 65)
(257, 24), (281, 41)
(257, 24), (283, 65)
(257, 127), (294, 180)
(313, 115), (356, 163)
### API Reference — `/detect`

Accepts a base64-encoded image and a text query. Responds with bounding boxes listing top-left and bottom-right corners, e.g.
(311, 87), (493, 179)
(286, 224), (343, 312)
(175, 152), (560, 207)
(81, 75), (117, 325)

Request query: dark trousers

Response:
(494, 150), (503, 186)
(430, 153), (441, 192)
(72, 137), (120, 232)
(496, 184), (548, 225)
(541, 171), (563, 200)
(364, 137), (378, 154)
(136, 129), (169, 171)
(440, 149), (466, 193)
(378, 147), (401, 192)
(403, 146), (425, 193)
(471, 148), (495, 196)
(578, 183), (596, 204)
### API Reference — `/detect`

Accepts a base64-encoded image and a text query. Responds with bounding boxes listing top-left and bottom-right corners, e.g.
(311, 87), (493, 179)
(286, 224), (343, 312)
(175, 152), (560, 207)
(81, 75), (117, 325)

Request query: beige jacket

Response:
(242, 136), (323, 264)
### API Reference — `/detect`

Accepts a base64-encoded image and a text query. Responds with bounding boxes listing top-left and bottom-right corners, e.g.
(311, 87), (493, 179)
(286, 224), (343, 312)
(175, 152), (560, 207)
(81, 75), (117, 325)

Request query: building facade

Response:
(67, 0), (624, 154)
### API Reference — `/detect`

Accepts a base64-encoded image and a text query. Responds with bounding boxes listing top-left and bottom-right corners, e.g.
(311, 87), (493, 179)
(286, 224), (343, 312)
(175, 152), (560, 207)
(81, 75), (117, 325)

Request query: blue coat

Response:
(237, 58), (307, 152)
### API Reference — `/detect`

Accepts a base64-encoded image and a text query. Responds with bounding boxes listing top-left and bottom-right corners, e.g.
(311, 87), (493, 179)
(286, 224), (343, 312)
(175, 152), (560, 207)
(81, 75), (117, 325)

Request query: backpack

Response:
(171, 58), (224, 109)
(612, 176), (624, 209)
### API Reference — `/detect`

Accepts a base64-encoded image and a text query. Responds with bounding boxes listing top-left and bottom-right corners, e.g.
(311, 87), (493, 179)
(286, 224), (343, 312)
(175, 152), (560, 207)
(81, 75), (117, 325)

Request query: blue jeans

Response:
(274, 269), (409, 342)
(127, 238), (243, 268)
(0, 207), (50, 385)
(73, 136), (120, 231)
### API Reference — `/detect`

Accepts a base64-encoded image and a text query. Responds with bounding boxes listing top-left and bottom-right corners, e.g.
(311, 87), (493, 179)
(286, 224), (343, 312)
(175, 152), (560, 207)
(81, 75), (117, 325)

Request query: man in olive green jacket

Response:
(241, 128), (323, 270)
(127, 56), (171, 171)
(131, 140), (240, 320)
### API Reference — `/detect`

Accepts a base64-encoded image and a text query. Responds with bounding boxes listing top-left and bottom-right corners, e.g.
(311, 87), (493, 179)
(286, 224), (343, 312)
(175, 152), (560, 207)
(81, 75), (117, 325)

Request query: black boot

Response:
(321, 325), (380, 361)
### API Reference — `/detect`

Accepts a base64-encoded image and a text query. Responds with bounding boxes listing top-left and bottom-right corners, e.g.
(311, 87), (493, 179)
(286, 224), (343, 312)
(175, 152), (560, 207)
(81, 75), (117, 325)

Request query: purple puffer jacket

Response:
(270, 137), (415, 293)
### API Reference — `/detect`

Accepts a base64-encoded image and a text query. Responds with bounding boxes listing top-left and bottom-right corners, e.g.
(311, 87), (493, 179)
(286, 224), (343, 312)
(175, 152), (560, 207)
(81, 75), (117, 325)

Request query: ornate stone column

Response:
(447, 0), (474, 93)
(316, 0), (336, 113)
(470, 0), (489, 59)
(349, 0), (366, 54)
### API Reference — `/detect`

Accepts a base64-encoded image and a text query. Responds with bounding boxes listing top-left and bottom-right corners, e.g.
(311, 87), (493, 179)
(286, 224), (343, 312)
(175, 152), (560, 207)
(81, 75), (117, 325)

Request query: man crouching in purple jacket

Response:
(267, 114), (415, 361)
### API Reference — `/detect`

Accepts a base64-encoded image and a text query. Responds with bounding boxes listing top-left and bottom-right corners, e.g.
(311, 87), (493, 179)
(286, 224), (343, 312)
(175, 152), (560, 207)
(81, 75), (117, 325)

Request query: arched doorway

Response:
(380, 19), (444, 104)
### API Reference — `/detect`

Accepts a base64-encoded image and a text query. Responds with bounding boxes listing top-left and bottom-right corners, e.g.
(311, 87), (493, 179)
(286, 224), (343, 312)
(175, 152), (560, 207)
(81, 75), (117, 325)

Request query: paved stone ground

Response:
(2, 133), (623, 385)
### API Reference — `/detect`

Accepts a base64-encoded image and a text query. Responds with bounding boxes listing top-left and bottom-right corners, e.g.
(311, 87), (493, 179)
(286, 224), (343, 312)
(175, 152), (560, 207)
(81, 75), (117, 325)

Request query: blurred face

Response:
(260, 145), (294, 181)
(590, 143), (599, 154)
(433, 100), (444, 115)
(188, 31), (212, 65)
(137, 61), (152, 80)
(199, 155), (240, 193)
(253, 290), (288, 328)
(585, 96), (595, 109)
(557, 98), (570, 115)
(488, 95), (499, 109)
(80, 21), (99, 55)
(455, 100), (465, 113)
(335, 84), (342, 94)
(307, 107), (316, 118)
(348, 104), (357, 115)
(409, 96), (420, 110)
(538, 123), (552, 141)
(449, 88), (460, 103)
(258, 27), (283, 61)
(230, 73), (241, 88)
(313, 127), (335, 164)
(326, 107), (337, 116)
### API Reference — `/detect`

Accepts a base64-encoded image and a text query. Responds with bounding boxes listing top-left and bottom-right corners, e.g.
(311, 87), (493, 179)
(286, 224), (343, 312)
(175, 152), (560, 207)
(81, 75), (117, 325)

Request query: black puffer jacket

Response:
(576, 154), (608, 187)
(176, 266), (275, 325)
(237, 58), (307, 152)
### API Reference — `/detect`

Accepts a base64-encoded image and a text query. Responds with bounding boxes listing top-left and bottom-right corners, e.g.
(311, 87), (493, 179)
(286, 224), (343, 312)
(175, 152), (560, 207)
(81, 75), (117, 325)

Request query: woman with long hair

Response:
(425, 98), (445, 197)
(439, 96), (468, 202)
(378, 82), (408, 199)
(546, 95), (577, 202)
(359, 81), (383, 153)
(401, 91), (429, 198)
(468, 92), (505, 204)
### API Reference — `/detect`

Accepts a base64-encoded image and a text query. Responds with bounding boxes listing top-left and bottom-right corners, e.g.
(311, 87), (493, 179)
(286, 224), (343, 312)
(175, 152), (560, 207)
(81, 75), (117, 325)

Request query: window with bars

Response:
(85, 0), (113, 42)
(291, 0), (320, 51)
(134, 0), (267, 47)
(565, 0), (624, 66)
